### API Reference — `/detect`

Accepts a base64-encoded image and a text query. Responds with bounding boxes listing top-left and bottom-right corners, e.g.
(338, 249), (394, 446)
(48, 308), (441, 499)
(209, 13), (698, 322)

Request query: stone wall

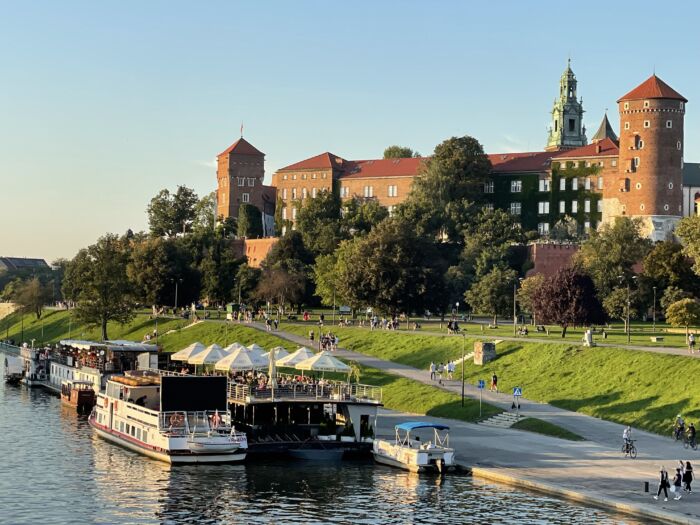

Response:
(525, 243), (579, 278)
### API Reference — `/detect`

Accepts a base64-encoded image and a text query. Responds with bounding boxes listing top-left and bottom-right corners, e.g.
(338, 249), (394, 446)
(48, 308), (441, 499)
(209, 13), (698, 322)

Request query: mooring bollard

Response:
(644, 481), (649, 493)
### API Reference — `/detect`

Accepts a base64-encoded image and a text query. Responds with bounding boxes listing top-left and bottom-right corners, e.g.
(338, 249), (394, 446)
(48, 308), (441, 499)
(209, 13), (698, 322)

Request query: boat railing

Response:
(0, 342), (22, 357)
(227, 381), (383, 403)
(159, 410), (236, 436)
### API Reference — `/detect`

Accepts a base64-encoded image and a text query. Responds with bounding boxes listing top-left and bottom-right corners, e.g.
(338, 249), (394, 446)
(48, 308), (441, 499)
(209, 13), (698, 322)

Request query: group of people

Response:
(655, 461), (694, 501)
(674, 414), (697, 446)
(429, 361), (456, 383)
(308, 330), (339, 351)
(447, 320), (461, 334)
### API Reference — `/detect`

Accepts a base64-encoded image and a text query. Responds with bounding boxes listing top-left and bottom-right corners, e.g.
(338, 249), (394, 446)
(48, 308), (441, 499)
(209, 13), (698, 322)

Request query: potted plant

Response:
(340, 423), (355, 442)
(361, 425), (374, 443)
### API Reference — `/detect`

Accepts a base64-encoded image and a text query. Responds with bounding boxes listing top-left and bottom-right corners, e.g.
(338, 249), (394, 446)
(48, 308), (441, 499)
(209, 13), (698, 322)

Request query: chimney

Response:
(596, 144), (601, 154)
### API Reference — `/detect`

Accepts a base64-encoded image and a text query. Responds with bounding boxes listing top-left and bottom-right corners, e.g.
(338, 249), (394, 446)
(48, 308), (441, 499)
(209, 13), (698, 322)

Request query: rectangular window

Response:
(538, 222), (550, 235)
(510, 202), (521, 215)
(340, 186), (349, 198)
(292, 174), (297, 180)
(283, 174), (288, 180)
(483, 203), (494, 212)
(312, 188), (317, 198)
(538, 201), (550, 214)
(559, 201), (565, 213)
(597, 200), (602, 213)
(572, 201), (578, 213)
(597, 176), (604, 190)
(291, 188), (297, 199)
(510, 180), (522, 193)
(387, 205), (395, 216)
(612, 159), (617, 167)
(282, 188), (287, 199)
(538, 178), (551, 192)
(633, 157), (640, 168)
(247, 178), (255, 187)
(624, 122), (630, 130)
(584, 178), (591, 190)
(388, 185), (398, 197)
(572, 178), (578, 191)
(484, 181), (494, 193)
(584, 221), (591, 231)
(241, 193), (250, 203)
(559, 178), (566, 191)
(643, 120), (650, 128)
(584, 199), (591, 213)
(568, 119), (575, 132)
(363, 186), (374, 197)
(302, 188), (307, 199)
(312, 173), (317, 179)
(282, 208), (287, 220)
(292, 207), (297, 220)
(238, 178), (244, 187)
(666, 120), (673, 128)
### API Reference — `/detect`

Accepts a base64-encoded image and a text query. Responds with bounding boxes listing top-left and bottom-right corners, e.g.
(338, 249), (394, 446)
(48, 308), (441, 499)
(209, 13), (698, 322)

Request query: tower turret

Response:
(545, 60), (588, 151)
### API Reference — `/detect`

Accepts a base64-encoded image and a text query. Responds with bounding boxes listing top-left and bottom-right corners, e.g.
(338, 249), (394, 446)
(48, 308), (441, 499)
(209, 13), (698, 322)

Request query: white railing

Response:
(0, 342), (21, 357)
(228, 381), (382, 404)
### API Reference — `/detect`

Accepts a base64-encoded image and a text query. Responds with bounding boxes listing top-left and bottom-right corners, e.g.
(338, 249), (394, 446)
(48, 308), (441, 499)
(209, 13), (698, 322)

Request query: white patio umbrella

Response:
(246, 343), (266, 361)
(223, 342), (245, 353)
(295, 351), (351, 373)
(214, 346), (267, 372)
(276, 346), (315, 367)
(170, 342), (205, 362)
(262, 346), (289, 361)
(188, 344), (226, 365)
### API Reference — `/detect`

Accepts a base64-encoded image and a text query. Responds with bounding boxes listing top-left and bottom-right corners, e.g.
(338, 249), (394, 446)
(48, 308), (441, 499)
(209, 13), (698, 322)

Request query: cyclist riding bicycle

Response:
(688, 422), (697, 447)
(623, 425), (632, 453)
(674, 414), (686, 440)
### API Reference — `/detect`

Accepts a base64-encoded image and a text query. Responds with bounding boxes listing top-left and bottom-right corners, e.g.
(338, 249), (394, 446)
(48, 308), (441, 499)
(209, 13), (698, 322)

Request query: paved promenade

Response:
(251, 322), (700, 524)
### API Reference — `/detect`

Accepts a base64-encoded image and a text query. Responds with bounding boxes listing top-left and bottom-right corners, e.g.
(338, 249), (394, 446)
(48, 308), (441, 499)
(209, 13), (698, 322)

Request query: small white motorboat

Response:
(373, 422), (455, 473)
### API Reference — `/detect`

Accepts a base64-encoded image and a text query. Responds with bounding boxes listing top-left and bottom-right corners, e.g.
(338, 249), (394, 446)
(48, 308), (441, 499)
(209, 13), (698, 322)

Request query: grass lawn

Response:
(279, 323), (700, 435)
(511, 417), (585, 441)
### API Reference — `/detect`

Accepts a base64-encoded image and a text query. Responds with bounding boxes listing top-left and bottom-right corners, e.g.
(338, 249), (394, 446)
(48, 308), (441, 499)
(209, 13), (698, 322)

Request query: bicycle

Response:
(622, 439), (637, 459)
(683, 435), (698, 451)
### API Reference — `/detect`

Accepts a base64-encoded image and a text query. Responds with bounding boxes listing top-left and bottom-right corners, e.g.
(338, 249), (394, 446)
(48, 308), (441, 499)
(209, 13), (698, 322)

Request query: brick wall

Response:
(525, 243), (579, 278)
(338, 175), (416, 208)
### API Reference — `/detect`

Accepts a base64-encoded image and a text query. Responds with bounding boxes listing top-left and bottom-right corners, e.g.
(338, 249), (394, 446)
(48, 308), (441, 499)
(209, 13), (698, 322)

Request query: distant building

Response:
(271, 63), (694, 240)
(215, 137), (277, 236)
(0, 257), (50, 272)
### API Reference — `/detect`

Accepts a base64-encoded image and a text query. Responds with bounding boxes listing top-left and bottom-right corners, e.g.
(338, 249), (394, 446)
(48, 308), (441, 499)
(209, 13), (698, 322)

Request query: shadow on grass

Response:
(549, 392), (624, 412)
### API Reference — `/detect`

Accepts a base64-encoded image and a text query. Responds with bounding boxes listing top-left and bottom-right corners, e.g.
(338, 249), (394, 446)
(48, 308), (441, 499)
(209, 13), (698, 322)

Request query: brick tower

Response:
(610, 75), (687, 240)
(216, 137), (265, 220)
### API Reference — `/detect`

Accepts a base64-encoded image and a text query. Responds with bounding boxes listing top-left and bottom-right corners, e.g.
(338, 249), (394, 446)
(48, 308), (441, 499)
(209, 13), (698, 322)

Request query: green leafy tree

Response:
(313, 253), (340, 306)
(602, 287), (640, 332)
(273, 196), (290, 236)
(665, 298), (700, 340)
(517, 274), (545, 320)
(397, 135), (491, 241)
(63, 234), (136, 340)
(465, 266), (518, 326)
(127, 238), (170, 308)
(14, 277), (52, 319)
(262, 231), (315, 311)
(192, 192), (217, 235)
(341, 198), (389, 235)
(676, 216), (700, 276)
(550, 216), (579, 242)
(574, 217), (652, 297)
(332, 218), (446, 315)
(234, 263), (261, 305)
(199, 242), (241, 305)
(295, 190), (344, 256)
(642, 240), (699, 291)
(660, 286), (694, 311)
(255, 268), (306, 311)
(530, 268), (606, 337)
(383, 145), (417, 159)
(147, 185), (199, 237)
(238, 204), (263, 239)
(218, 216), (238, 238)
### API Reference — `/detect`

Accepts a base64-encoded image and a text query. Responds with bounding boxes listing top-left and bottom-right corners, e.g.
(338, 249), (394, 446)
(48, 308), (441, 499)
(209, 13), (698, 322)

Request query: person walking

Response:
(654, 466), (670, 501)
(447, 361), (454, 380)
(429, 362), (436, 381)
(672, 468), (683, 500)
(623, 426), (632, 455)
(490, 372), (498, 393)
(689, 333), (696, 354)
(683, 461), (694, 493)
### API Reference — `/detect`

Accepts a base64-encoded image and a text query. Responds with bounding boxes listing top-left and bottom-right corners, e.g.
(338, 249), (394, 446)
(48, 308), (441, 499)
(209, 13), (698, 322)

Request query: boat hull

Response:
(90, 419), (246, 464)
(288, 448), (345, 461)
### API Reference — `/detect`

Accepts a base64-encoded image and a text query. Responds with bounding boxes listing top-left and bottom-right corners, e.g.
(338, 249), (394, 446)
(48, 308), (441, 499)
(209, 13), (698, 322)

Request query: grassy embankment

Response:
(281, 323), (700, 436)
(511, 418), (585, 441)
(0, 310), (503, 425)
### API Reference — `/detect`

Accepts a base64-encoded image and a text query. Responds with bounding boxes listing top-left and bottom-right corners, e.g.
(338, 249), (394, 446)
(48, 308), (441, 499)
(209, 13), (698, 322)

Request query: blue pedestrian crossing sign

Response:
(477, 380), (485, 389)
(513, 387), (523, 397)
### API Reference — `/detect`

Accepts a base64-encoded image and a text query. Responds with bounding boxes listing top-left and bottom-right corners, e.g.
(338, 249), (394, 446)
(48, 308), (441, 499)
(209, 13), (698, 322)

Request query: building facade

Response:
(264, 65), (694, 238)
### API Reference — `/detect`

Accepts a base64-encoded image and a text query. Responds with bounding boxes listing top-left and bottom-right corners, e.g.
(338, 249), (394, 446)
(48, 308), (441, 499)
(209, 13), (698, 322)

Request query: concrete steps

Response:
(478, 412), (522, 428)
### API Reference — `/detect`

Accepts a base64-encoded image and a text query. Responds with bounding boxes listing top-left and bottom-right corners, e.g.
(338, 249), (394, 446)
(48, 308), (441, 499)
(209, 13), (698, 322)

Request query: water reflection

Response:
(0, 360), (642, 524)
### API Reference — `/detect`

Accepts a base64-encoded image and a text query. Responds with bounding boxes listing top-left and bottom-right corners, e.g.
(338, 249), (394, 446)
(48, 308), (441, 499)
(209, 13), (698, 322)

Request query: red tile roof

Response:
(617, 75), (687, 103)
(218, 137), (265, 157)
(340, 157), (426, 179)
(277, 152), (347, 171)
(487, 151), (552, 173)
(552, 137), (619, 159)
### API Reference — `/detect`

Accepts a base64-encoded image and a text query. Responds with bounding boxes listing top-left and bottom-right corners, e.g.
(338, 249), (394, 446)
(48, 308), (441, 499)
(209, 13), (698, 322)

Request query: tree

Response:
(147, 185), (199, 237)
(642, 240), (699, 291)
(383, 145), (417, 159)
(465, 266), (518, 326)
(234, 263), (261, 305)
(397, 135), (491, 240)
(14, 277), (52, 319)
(331, 218), (446, 315)
(341, 198), (389, 236)
(676, 216), (700, 276)
(517, 274), (545, 321)
(531, 268), (606, 337)
(461, 209), (524, 280)
(127, 238), (170, 308)
(255, 268), (306, 311)
(295, 190), (344, 256)
(665, 298), (700, 340)
(261, 231), (315, 311)
(62, 234), (135, 340)
(602, 287), (640, 333)
(313, 253), (340, 307)
(550, 216), (579, 242)
(574, 217), (652, 297)
(218, 216), (238, 238)
(660, 286), (694, 312)
(199, 242), (241, 305)
(192, 192), (217, 235)
(237, 204), (263, 239)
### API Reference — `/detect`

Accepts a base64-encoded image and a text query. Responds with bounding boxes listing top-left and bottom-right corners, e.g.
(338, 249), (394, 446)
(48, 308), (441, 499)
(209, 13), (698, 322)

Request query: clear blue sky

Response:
(1, 0), (697, 262)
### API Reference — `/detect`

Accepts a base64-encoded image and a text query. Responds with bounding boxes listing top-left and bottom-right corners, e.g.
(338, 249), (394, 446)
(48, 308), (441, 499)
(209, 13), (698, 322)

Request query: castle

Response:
(217, 63), (700, 242)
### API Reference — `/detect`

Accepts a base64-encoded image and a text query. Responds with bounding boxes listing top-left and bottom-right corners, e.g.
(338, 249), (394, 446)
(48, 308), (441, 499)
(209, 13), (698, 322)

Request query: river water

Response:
(0, 362), (642, 525)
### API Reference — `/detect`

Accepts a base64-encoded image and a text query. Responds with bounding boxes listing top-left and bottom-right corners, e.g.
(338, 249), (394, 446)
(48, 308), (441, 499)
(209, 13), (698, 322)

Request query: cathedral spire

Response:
(545, 61), (588, 151)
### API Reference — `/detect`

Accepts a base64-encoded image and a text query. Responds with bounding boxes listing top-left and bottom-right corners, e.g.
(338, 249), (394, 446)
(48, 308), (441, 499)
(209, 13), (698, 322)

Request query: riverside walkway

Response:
(250, 321), (700, 524)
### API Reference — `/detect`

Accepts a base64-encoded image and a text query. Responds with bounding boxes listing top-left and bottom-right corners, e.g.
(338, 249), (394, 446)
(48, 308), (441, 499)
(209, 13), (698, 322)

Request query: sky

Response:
(1, 0), (698, 262)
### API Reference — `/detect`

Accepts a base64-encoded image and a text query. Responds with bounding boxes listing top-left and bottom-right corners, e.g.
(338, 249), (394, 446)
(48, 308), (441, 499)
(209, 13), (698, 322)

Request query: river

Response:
(0, 361), (642, 524)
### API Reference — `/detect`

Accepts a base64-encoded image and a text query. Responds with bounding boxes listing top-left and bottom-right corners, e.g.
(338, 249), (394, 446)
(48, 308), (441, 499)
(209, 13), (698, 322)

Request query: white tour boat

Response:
(89, 373), (247, 464)
(373, 422), (455, 473)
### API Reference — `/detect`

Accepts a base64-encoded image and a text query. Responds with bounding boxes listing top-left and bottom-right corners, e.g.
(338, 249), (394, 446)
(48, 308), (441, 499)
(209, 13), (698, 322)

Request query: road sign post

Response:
(477, 380), (485, 418)
(513, 386), (522, 419)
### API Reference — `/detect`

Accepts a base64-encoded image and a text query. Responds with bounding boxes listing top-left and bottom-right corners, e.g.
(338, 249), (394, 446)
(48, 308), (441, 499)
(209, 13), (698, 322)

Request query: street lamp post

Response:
(626, 281), (631, 344)
(461, 333), (466, 407)
(332, 287), (336, 325)
(513, 282), (518, 336)
(173, 278), (183, 310)
(652, 286), (657, 333)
